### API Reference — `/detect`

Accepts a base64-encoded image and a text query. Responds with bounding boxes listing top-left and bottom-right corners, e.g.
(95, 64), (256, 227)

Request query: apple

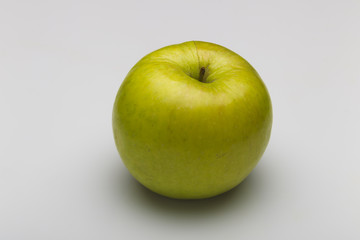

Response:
(112, 41), (272, 199)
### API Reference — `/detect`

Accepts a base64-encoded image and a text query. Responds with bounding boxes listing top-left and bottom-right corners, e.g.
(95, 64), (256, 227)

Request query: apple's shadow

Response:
(110, 157), (270, 219)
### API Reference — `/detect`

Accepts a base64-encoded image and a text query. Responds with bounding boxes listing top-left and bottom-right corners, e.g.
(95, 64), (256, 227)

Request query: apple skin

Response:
(113, 41), (272, 199)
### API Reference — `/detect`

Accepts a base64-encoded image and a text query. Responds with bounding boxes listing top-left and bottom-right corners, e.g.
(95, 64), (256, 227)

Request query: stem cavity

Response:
(199, 67), (206, 83)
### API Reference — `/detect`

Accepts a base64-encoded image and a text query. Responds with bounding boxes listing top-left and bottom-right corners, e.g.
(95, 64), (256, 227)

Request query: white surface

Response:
(1, 0), (359, 239)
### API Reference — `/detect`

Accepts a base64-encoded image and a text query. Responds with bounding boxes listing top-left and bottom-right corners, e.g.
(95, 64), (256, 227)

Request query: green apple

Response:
(113, 41), (272, 199)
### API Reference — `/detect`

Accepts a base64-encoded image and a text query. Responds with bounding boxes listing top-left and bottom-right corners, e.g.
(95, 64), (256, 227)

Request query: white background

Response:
(1, 0), (359, 239)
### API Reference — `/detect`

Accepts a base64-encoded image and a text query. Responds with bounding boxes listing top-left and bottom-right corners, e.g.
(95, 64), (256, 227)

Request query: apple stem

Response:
(199, 67), (206, 83)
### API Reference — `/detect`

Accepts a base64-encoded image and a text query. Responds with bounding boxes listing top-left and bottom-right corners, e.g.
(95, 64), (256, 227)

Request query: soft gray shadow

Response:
(110, 157), (269, 219)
